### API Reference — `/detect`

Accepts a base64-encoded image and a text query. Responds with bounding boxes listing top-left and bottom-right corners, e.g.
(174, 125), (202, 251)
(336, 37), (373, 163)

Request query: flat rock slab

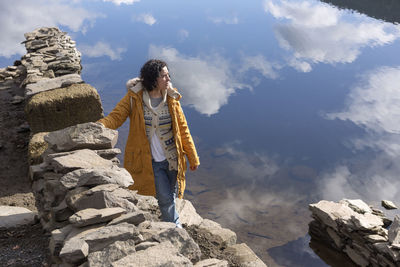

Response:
(69, 207), (126, 227)
(25, 83), (103, 133)
(25, 74), (83, 97)
(0, 206), (37, 228)
(47, 149), (114, 173)
(44, 122), (118, 152)
(112, 241), (192, 267)
(66, 184), (137, 212)
(60, 166), (133, 189)
(84, 222), (142, 253)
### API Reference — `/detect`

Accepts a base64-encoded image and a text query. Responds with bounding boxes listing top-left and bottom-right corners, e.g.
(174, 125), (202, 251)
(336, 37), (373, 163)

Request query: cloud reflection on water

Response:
(148, 45), (250, 116)
(79, 42), (127, 60)
(132, 13), (157, 26)
(264, 0), (400, 72)
(322, 66), (400, 203)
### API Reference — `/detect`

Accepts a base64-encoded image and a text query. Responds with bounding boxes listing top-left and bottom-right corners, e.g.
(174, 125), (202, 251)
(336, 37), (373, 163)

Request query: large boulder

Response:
(44, 122), (118, 152)
(25, 83), (103, 133)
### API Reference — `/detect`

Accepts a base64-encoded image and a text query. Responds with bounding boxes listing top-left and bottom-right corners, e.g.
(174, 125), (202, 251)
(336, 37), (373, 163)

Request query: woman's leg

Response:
(152, 160), (181, 226)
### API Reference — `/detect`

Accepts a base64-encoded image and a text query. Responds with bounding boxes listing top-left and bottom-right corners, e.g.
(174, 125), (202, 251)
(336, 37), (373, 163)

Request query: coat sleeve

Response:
(98, 93), (131, 130)
(176, 101), (200, 167)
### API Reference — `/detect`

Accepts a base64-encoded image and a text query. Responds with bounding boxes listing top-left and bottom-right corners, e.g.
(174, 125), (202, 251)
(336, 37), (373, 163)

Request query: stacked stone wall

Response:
(2, 26), (267, 266)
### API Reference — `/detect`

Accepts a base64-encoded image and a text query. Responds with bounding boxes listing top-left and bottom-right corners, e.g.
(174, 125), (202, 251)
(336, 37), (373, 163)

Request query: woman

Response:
(98, 59), (199, 227)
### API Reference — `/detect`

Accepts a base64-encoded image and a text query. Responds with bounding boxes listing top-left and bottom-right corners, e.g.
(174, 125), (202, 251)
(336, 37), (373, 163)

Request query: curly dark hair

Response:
(140, 59), (168, 92)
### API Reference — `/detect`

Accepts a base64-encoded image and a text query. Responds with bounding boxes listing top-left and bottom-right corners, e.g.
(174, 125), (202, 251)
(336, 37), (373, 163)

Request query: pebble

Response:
(11, 95), (24, 105)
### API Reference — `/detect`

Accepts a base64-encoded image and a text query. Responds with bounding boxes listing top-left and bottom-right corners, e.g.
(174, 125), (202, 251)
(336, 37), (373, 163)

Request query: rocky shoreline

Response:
(0, 27), (267, 266)
(309, 199), (400, 266)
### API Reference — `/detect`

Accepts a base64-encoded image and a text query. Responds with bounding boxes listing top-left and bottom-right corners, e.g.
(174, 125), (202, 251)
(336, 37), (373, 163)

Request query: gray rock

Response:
(389, 215), (400, 245)
(135, 241), (159, 251)
(156, 227), (201, 262)
(66, 184), (138, 212)
(65, 223), (106, 242)
(87, 239), (136, 267)
(59, 237), (89, 264)
(223, 243), (266, 267)
(340, 199), (372, 214)
(43, 178), (68, 207)
(52, 200), (74, 222)
(344, 245), (369, 267)
(84, 222), (143, 252)
(108, 211), (151, 226)
(69, 207), (126, 227)
(46, 149), (114, 174)
(11, 95), (24, 105)
(309, 200), (356, 230)
(111, 241), (193, 267)
(176, 199), (203, 227)
(0, 206), (37, 228)
(197, 219), (237, 248)
(382, 200), (398, 210)
(50, 224), (74, 256)
(25, 73), (82, 97)
(365, 234), (387, 243)
(350, 212), (384, 231)
(194, 259), (229, 267)
(94, 148), (122, 160)
(44, 122), (118, 152)
(29, 163), (47, 181)
(60, 166), (133, 190)
(135, 194), (159, 219)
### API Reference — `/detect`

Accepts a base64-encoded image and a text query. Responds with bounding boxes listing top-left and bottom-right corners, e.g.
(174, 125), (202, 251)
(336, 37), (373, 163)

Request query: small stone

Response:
(382, 200), (398, 210)
(11, 95), (24, 105)
(17, 122), (30, 133)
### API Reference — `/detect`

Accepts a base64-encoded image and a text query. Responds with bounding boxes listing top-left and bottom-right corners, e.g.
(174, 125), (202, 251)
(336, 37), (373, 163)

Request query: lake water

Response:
(1, 0), (400, 266)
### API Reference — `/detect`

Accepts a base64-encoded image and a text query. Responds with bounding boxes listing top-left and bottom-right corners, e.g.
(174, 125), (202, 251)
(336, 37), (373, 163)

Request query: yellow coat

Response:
(98, 79), (200, 199)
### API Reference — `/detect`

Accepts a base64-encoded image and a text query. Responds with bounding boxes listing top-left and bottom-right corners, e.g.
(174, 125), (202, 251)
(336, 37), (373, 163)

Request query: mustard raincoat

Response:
(98, 78), (200, 199)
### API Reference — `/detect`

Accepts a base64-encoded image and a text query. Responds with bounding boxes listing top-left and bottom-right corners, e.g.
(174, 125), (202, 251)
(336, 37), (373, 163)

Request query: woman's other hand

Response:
(190, 165), (199, 171)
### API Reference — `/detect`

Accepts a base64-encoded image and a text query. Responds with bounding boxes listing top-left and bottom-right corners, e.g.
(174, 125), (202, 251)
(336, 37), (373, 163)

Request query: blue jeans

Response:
(152, 159), (181, 226)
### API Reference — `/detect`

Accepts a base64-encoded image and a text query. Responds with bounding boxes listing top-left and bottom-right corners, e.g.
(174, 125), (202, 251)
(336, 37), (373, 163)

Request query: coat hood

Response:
(126, 77), (181, 100)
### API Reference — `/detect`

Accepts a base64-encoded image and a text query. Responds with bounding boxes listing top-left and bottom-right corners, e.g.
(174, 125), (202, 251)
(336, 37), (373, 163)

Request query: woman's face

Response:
(155, 66), (170, 91)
